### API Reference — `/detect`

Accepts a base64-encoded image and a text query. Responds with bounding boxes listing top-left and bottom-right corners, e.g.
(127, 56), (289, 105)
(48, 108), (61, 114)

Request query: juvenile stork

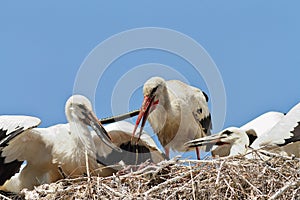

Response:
(185, 104), (300, 158)
(200, 111), (285, 157)
(132, 77), (212, 159)
(185, 127), (255, 157)
(0, 95), (120, 193)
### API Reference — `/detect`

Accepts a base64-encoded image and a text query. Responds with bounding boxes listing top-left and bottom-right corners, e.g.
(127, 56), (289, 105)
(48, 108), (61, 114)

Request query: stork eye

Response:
(77, 104), (86, 109)
(150, 85), (159, 97)
(222, 130), (233, 136)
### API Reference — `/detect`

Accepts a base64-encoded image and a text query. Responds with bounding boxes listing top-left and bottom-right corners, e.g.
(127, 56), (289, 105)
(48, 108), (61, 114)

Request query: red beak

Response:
(132, 95), (158, 143)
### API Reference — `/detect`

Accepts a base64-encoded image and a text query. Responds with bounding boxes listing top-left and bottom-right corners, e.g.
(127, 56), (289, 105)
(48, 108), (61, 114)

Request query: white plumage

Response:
(0, 95), (119, 193)
(185, 102), (300, 158)
(251, 103), (300, 157)
(132, 77), (212, 159)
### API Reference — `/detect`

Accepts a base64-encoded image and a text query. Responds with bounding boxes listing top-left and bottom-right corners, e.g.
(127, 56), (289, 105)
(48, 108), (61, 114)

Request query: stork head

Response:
(185, 127), (251, 156)
(132, 77), (166, 141)
(215, 128), (250, 146)
(65, 95), (121, 152)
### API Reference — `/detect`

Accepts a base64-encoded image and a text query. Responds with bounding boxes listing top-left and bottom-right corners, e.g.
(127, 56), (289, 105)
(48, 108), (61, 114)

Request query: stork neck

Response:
(158, 87), (171, 110)
(69, 122), (95, 151)
(230, 138), (249, 156)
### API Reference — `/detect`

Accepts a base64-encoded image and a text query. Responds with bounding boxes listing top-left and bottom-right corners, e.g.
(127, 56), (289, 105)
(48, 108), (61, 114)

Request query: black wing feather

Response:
(278, 122), (300, 146)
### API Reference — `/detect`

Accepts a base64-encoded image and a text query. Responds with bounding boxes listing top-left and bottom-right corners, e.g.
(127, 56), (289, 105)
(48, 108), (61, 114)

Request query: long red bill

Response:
(131, 95), (155, 143)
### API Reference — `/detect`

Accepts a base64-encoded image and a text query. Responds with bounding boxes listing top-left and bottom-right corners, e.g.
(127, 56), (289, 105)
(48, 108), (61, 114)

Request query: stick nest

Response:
(3, 151), (300, 200)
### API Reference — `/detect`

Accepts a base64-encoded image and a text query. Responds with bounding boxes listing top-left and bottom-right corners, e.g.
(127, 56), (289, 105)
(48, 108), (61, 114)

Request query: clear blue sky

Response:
(1, 1), (299, 142)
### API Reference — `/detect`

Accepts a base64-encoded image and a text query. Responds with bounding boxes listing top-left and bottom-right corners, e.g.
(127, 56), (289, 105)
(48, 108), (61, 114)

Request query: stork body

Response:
(0, 95), (118, 193)
(185, 105), (300, 158)
(133, 77), (212, 159)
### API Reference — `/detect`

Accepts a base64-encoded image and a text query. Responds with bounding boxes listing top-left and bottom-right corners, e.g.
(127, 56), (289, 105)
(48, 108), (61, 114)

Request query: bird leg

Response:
(164, 147), (170, 160)
(58, 165), (67, 179)
(196, 147), (201, 160)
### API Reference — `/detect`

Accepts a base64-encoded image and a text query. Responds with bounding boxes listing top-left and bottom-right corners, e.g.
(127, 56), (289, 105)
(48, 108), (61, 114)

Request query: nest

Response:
(2, 150), (300, 200)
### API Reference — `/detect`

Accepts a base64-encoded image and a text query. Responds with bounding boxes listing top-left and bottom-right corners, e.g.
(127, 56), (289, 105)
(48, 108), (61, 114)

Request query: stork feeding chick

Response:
(185, 102), (300, 158)
(132, 77), (212, 160)
(0, 95), (121, 193)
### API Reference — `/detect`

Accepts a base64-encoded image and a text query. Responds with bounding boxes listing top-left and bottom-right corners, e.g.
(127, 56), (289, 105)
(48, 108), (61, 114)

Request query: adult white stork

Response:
(132, 77), (212, 160)
(0, 95), (120, 193)
(94, 121), (166, 167)
(185, 104), (300, 158)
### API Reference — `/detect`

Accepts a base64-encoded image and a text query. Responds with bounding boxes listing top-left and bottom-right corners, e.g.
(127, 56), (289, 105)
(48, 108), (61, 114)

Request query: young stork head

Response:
(132, 77), (166, 141)
(65, 94), (121, 152)
(185, 127), (255, 156)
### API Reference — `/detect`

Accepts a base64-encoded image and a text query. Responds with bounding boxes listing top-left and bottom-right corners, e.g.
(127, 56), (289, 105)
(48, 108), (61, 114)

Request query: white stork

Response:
(94, 121), (166, 167)
(0, 95), (120, 193)
(132, 77), (212, 160)
(185, 103), (300, 158)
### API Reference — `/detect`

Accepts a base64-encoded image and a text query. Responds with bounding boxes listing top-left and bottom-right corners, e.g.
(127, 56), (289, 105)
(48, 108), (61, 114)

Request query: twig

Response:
(167, 165), (206, 200)
(188, 161), (196, 200)
(223, 178), (235, 196)
(247, 148), (300, 161)
(85, 149), (92, 198)
(144, 175), (186, 196)
(232, 170), (263, 195)
(0, 193), (12, 200)
(215, 160), (226, 185)
(102, 183), (127, 197)
(120, 165), (159, 178)
(269, 179), (300, 200)
(85, 150), (91, 181)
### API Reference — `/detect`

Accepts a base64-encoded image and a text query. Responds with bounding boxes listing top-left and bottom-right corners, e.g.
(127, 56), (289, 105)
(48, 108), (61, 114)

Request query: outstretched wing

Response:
(251, 102), (300, 156)
(241, 111), (284, 137)
(0, 115), (41, 185)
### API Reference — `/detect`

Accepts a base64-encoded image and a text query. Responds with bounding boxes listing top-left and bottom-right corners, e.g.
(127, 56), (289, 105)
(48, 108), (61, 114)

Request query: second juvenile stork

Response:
(132, 76), (212, 159)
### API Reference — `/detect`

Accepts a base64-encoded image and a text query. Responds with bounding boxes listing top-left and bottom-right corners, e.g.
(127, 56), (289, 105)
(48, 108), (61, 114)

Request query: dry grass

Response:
(3, 150), (300, 200)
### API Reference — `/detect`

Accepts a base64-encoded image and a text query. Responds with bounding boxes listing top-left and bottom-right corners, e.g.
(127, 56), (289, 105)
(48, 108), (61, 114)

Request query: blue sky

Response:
(1, 1), (299, 157)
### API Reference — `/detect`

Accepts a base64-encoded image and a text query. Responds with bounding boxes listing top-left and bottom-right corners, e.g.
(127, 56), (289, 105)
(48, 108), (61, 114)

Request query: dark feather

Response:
(198, 114), (212, 136)
(0, 127), (25, 147)
(193, 112), (213, 151)
(279, 122), (300, 146)
(0, 156), (22, 185)
(0, 126), (28, 186)
(97, 142), (166, 167)
(202, 91), (209, 102)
